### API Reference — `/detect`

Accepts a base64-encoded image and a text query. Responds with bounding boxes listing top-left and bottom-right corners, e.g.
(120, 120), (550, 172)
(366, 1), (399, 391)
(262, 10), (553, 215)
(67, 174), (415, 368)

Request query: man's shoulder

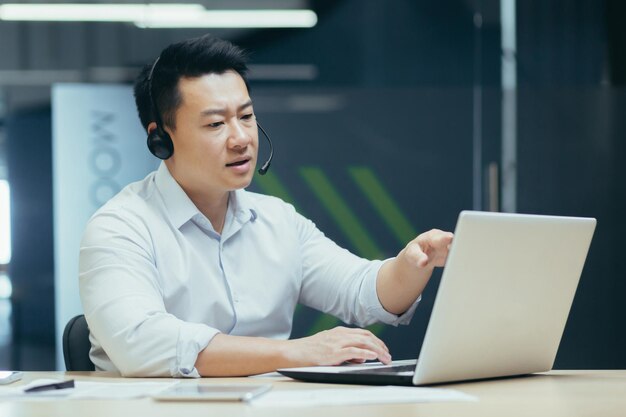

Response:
(79, 173), (162, 269)
(90, 171), (159, 224)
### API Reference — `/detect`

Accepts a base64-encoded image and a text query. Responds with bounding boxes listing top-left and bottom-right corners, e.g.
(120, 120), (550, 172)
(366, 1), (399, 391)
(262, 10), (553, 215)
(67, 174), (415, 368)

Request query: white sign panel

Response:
(52, 84), (158, 370)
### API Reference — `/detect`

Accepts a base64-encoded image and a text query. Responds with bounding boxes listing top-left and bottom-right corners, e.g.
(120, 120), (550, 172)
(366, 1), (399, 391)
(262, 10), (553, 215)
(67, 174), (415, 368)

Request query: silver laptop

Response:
(278, 211), (596, 386)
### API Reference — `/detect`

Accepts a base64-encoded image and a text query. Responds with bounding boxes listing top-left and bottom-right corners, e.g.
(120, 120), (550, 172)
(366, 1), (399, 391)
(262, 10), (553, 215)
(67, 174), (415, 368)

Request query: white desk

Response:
(1, 370), (625, 416)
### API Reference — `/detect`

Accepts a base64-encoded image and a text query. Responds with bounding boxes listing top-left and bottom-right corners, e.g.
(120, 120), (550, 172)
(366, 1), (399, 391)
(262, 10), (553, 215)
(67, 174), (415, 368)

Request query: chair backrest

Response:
(62, 314), (95, 371)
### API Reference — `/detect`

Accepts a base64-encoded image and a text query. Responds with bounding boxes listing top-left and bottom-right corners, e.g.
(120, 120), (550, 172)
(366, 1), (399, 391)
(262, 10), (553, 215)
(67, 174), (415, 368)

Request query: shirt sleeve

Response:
(79, 208), (218, 377)
(293, 208), (419, 328)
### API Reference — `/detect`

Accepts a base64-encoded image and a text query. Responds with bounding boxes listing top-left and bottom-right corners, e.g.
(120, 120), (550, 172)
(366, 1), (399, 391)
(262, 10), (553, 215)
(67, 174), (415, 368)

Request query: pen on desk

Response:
(24, 379), (75, 393)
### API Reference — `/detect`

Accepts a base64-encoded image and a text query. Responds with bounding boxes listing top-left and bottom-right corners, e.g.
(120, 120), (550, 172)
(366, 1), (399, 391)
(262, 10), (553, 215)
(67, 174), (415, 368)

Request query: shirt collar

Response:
(221, 189), (258, 242)
(154, 162), (258, 230)
(230, 188), (258, 224)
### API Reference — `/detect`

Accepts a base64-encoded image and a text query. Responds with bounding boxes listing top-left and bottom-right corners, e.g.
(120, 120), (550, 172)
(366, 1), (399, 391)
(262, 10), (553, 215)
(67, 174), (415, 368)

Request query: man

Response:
(79, 34), (453, 377)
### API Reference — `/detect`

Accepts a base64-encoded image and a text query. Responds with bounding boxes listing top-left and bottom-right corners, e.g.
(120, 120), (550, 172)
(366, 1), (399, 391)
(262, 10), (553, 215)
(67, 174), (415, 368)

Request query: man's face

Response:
(165, 70), (258, 200)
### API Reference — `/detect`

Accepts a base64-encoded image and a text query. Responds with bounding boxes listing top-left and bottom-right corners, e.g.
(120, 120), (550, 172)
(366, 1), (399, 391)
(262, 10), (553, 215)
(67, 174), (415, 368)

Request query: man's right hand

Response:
(285, 326), (392, 366)
(195, 326), (391, 376)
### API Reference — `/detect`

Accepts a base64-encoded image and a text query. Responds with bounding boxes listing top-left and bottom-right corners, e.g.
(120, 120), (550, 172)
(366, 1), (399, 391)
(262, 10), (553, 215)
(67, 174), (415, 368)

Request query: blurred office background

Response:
(0, 0), (624, 371)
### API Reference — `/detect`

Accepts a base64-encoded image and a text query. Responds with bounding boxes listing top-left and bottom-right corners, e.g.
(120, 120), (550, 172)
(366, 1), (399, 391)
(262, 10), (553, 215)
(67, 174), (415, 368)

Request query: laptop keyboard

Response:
(344, 364), (416, 375)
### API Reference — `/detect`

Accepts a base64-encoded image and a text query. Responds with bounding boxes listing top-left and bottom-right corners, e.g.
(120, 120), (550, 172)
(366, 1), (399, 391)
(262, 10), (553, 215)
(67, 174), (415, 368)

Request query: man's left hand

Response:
(400, 229), (454, 269)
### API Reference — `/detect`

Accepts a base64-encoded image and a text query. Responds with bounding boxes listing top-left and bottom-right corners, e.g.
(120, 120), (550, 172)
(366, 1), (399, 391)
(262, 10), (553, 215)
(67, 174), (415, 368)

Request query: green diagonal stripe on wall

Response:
(307, 318), (386, 337)
(366, 323), (385, 336)
(299, 167), (383, 260)
(306, 314), (344, 335)
(348, 167), (417, 245)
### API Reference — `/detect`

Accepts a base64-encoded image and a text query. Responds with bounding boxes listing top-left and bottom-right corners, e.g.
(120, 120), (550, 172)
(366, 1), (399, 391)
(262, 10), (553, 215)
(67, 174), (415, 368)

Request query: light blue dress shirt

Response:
(79, 163), (418, 377)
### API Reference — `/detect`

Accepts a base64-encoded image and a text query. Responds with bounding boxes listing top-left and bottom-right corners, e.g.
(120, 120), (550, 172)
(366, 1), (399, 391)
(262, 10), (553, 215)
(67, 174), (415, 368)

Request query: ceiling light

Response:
(0, 4), (204, 22)
(0, 4), (318, 28)
(135, 10), (318, 29)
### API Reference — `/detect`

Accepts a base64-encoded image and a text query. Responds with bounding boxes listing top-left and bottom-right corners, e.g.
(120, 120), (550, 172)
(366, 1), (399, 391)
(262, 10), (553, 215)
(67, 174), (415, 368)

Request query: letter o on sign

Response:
(89, 146), (121, 177)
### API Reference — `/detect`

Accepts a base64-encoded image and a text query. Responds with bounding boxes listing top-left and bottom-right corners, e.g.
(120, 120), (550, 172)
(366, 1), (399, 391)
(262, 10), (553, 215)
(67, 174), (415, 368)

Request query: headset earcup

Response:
(147, 129), (174, 160)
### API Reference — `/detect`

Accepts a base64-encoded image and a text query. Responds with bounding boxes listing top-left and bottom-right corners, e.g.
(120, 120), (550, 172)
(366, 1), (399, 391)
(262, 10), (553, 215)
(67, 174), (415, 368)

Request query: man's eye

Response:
(241, 113), (254, 120)
(207, 122), (223, 128)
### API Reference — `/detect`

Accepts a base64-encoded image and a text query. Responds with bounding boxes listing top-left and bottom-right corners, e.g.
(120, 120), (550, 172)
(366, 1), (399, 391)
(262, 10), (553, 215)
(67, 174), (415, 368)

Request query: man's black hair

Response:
(133, 34), (249, 132)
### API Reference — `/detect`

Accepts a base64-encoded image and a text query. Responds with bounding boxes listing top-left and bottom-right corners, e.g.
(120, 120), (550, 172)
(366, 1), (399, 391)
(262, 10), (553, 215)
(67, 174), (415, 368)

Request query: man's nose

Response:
(228, 120), (251, 148)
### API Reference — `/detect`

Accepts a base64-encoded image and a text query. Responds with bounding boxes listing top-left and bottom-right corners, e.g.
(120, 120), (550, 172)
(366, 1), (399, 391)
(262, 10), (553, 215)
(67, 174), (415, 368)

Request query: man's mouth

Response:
(226, 158), (250, 167)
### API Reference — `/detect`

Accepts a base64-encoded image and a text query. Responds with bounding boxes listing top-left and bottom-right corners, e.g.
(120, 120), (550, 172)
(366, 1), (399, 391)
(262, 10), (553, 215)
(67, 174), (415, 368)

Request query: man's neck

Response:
(164, 162), (231, 234)
(190, 191), (230, 234)
(171, 180), (230, 234)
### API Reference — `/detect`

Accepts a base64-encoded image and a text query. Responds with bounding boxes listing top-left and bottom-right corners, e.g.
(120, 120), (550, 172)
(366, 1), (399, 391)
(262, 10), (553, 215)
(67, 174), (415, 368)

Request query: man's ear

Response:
(147, 121), (157, 134)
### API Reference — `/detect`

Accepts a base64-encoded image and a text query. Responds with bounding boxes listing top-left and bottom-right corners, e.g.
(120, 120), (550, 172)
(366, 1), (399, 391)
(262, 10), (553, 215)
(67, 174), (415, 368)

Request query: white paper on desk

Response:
(251, 386), (477, 407)
(0, 379), (179, 400)
(69, 381), (179, 399)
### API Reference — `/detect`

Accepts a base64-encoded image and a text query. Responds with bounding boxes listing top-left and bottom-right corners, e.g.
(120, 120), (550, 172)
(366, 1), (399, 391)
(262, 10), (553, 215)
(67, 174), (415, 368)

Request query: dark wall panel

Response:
(517, 88), (623, 368)
(6, 107), (56, 370)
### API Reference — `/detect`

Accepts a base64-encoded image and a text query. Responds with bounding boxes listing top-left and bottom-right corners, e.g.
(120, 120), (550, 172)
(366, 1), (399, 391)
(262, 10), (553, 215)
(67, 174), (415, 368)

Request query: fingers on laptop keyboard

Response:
(337, 328), (392, 364)
(321, 327), (392, 365)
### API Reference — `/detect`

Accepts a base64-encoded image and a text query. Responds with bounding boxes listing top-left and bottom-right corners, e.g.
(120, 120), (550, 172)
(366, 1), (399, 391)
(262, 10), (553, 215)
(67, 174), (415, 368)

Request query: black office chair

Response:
(62, 314), (95, 371)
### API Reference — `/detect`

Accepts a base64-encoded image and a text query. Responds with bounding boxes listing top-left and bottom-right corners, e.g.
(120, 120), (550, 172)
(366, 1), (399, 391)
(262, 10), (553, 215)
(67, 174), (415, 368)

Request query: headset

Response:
(146, 56), (273, 175)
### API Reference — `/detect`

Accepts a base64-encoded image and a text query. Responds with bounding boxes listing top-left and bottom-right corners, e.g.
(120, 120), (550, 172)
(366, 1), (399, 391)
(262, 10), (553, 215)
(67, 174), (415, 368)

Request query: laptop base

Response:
(278, 369), (415, 386)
